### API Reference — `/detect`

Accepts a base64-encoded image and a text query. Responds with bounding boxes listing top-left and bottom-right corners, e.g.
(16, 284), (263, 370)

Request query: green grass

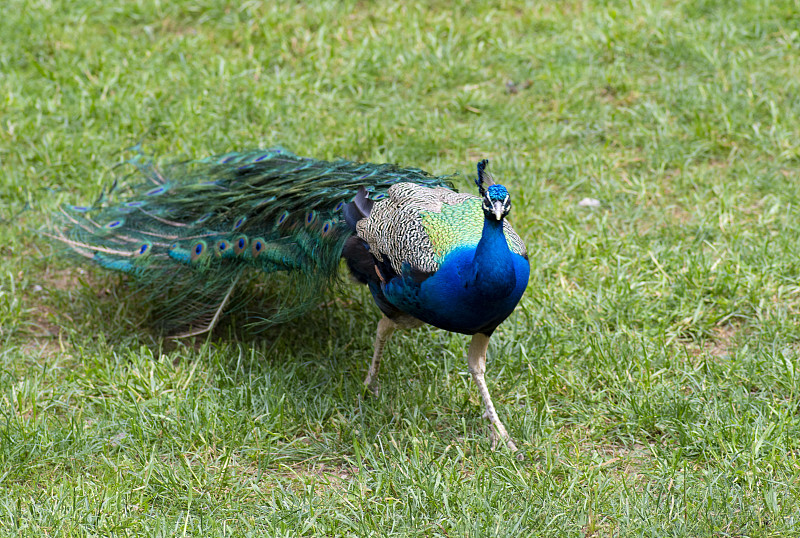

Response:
(3, 0), (800, 535)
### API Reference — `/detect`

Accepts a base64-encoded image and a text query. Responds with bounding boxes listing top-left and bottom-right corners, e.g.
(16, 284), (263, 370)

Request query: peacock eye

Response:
(251, 238), (265, 258)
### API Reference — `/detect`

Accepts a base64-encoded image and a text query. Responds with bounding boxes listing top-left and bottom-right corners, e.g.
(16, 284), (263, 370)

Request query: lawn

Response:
(2, 0), (800, 535)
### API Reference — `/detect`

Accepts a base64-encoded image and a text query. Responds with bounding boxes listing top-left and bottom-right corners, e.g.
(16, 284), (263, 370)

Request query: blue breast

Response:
(380, 244), (530, 335)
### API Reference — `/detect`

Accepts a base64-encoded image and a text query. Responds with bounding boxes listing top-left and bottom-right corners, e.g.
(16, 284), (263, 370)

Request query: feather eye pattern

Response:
(48, 148), (453, 332)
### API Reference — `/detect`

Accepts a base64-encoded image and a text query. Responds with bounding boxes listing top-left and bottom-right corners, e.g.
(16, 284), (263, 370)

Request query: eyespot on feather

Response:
(233, 217), (246, 229)
(105, 219), (124, 229)
(233, 235), (248, 255)
(191, 240), (208, 262)
(251, 237), (265, 258)
(305, 211), (317, 226)
(216, 240), (229, 257)
(321, 220), (334, 236)
(135, 242), (153, 257)
(276, 211), (290, 226)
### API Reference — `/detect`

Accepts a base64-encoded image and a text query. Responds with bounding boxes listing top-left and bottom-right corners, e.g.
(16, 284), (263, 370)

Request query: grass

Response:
(2, 0), (800, 535)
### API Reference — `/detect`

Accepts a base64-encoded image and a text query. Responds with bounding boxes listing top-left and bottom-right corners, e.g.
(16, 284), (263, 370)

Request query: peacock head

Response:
(475, 159), (511, 221)
(483, 184), (511, 221)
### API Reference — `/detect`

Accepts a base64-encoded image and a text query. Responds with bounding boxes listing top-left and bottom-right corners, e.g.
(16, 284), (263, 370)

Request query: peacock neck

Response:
(471, 216), (516, 297)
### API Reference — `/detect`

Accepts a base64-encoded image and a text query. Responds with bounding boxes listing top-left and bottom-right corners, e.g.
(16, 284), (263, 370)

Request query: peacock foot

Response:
(362, 375), (380, 398)
(482, 410), (522, 460)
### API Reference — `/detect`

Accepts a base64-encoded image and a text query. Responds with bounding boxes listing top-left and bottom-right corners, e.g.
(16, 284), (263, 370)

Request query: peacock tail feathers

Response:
(356, 182), (527, 274)
(48, 148), (453, 333)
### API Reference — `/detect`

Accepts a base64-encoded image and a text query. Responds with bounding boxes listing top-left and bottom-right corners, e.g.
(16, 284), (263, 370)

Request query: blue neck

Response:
(471, 216), (516, 297)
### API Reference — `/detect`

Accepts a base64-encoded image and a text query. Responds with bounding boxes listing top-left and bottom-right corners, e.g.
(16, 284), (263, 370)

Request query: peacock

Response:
(48, 148), (530, 455)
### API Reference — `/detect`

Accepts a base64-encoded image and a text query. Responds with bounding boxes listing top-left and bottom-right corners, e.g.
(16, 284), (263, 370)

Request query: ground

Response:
(2, 0), (800, 535)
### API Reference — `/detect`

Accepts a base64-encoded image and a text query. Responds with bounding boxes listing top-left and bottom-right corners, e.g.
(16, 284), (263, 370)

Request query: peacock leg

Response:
(467, 333), (521, 458)
(363, 316), (397, 396)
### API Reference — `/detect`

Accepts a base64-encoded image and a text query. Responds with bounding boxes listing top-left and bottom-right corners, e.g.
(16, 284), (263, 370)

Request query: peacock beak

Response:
(491, 200), (505, 221)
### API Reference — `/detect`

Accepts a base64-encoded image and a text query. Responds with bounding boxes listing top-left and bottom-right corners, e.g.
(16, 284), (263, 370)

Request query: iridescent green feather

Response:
(421, 198), (527, 264)
(49, 148), (452, 333)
